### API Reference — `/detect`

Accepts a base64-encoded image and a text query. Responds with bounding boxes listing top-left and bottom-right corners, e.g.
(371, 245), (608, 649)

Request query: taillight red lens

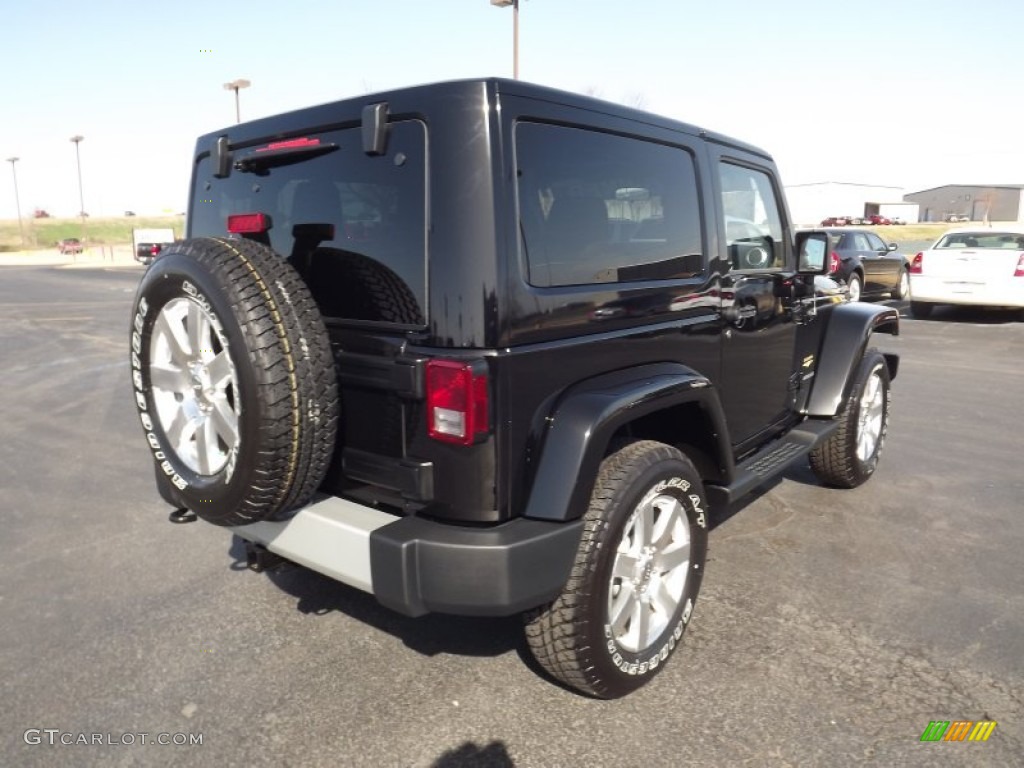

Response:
(255, 137), (320, 152)
(227, 212), (270, 234)
(910, 252), (923, 274)
(1014, 254), (1024, 277)
(150, 244), (161, 256)
(426, 360), (489, 445)
(829, 251), (840, 273)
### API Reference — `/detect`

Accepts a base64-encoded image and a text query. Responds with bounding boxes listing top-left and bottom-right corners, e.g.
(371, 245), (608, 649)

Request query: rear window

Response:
(936, 232), (1024, 250)
(515, 122), (704, 287)
(189, 120), (427, 326)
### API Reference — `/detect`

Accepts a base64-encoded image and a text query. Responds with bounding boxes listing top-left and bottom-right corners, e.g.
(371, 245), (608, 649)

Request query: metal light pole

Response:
(223, 79), (251, 124)
(490, 0), (520, 80)
(6, 157), (25, 248)
(70, 135), (86, 242)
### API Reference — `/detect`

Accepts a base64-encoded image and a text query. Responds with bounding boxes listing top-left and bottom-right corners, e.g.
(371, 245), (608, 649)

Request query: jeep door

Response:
(710, 154), (799, 449)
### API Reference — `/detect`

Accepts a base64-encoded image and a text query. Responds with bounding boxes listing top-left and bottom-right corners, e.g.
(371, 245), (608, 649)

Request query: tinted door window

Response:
(718, 163), (784, 270)
(850, 232), (871, 252)
(190, 121), (427, 326)
(515, 122), (704, 287)
(865, 232), (887, 252)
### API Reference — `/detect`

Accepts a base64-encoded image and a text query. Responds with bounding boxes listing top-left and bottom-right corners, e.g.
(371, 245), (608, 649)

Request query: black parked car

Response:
(810, 228), (911, 302)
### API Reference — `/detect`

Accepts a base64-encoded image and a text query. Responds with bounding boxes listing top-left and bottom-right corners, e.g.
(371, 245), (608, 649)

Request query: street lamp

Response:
(223, 79), (251, 124)
(70, 135), (86, 242)
(5, 156), (25, 248)
(490, 0), (520, 80)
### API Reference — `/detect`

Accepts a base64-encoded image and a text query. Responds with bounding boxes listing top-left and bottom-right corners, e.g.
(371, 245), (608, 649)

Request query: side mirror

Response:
(796, 231), (829, 274)
(887, 242), (898, 251)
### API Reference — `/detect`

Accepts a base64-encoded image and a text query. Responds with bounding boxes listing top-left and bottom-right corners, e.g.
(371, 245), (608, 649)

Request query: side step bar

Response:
(705, 419), (838, 508)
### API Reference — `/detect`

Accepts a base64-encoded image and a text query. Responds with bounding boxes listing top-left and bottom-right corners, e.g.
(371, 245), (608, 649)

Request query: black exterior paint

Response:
(182, 78), (899, 616)
(805, 303), (900, 417)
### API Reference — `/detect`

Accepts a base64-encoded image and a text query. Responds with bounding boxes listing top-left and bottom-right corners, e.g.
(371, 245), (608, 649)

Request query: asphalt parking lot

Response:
(2, 265), (1021, 767)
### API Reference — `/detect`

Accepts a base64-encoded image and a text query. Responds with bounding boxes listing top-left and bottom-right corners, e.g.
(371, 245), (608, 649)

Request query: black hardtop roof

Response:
(195, 77), (771, 161)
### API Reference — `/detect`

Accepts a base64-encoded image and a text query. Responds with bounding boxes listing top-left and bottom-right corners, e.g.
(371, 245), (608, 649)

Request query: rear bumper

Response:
(231, 496), (583, 618)
(910, 276), (1024, 308)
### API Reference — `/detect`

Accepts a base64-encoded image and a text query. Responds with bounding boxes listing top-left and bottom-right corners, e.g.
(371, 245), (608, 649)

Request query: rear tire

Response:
(892, 269), (910, 300)
(809, 349), (890, 488)
(524, 441), (708, 698)
(847, 273), (863, 302)
(910, 301), (934, 319)
(129, 237), (339, 526)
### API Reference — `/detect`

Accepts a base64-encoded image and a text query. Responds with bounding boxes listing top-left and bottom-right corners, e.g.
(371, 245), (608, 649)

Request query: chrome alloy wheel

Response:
(149, 297), (240, 475)
(856, 370), (885, 462)
(848, 276), (862, 302)
(607, 490), (691, 653)
(898, 270), (910, 299)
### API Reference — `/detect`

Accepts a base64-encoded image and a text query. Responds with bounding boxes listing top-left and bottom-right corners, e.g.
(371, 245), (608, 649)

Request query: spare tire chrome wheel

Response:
(130, 237), (339, 526)
(524, 440), (708, 699)
(149, 297), (240, 476)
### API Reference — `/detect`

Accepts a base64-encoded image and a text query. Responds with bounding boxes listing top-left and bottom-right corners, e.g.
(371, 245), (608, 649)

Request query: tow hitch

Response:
(245, 542), (291, 573)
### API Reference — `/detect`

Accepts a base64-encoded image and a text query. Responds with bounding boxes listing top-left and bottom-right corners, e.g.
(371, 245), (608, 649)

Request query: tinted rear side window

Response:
(515, 122), (703, 287)
(190, 120), (427, 326)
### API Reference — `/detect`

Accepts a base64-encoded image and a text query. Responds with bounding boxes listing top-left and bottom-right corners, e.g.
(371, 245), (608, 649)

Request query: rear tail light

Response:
(150, 244), (162, 256)
(1014, 254), (1024, 277)
(910, 252), (924, 274)
(255, 137), (320, 152)
(426, 359), (489, 445)
(829, 251), (840, 273)
(227, 212), (271, 234)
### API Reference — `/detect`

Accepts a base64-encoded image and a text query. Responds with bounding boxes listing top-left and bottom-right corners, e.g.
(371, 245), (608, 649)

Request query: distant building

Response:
(784, 181), (910, 226)
(903, 185), (1024, 222)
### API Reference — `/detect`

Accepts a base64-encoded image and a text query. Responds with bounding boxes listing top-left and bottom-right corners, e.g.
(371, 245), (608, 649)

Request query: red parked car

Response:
(57, 238), (83, 255)
(867, 215), (891, 225)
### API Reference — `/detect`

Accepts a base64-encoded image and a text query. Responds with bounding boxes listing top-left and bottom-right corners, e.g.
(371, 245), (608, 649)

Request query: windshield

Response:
(935, 232), (1024, 250)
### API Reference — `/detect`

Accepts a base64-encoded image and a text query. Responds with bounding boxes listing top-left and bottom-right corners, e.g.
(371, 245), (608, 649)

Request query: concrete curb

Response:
(0, 247), (142, 269)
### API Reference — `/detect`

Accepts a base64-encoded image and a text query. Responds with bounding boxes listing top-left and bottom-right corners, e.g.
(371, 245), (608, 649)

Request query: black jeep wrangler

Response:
(129, 79), (898, 698)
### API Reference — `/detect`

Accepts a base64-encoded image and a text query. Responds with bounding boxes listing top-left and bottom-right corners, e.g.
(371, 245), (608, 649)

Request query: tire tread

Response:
(525, 440), (700, 698)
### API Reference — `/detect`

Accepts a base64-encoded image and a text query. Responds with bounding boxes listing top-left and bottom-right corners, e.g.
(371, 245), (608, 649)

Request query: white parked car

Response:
(908, 226), (1024, 318)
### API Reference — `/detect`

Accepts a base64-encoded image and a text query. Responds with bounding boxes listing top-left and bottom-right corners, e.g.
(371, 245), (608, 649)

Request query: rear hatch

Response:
(188, 121), (431, 510)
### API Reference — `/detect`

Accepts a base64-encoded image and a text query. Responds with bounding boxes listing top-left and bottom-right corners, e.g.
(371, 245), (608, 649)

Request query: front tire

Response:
(809, 349), (890, 488)
(129, 237), (339, 526)
(524, 441), (708, 698)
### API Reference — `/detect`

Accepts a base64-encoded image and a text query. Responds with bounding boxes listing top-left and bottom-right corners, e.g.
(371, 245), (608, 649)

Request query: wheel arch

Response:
(522, 363), (732, 523)
(806, 303), (899, 418)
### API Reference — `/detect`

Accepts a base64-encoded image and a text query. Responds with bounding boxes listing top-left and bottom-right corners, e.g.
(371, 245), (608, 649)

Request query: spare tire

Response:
(129, 237), (339, 526)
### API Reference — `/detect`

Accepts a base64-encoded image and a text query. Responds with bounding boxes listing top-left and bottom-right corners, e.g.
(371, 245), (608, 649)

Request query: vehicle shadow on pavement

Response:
(430, 740), (515, 767)
(707, 478), (783, 531)
(907, 305), (1022, 324)
(227, 535), (524, 659)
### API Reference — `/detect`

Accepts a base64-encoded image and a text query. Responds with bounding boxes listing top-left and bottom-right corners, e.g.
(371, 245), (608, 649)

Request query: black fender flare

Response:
(806, 302), (899, 417)
(523, 363), (730, 522)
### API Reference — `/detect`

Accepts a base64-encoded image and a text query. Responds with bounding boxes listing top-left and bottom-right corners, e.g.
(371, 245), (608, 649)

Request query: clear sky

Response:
(1, 0), (1021, 218)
